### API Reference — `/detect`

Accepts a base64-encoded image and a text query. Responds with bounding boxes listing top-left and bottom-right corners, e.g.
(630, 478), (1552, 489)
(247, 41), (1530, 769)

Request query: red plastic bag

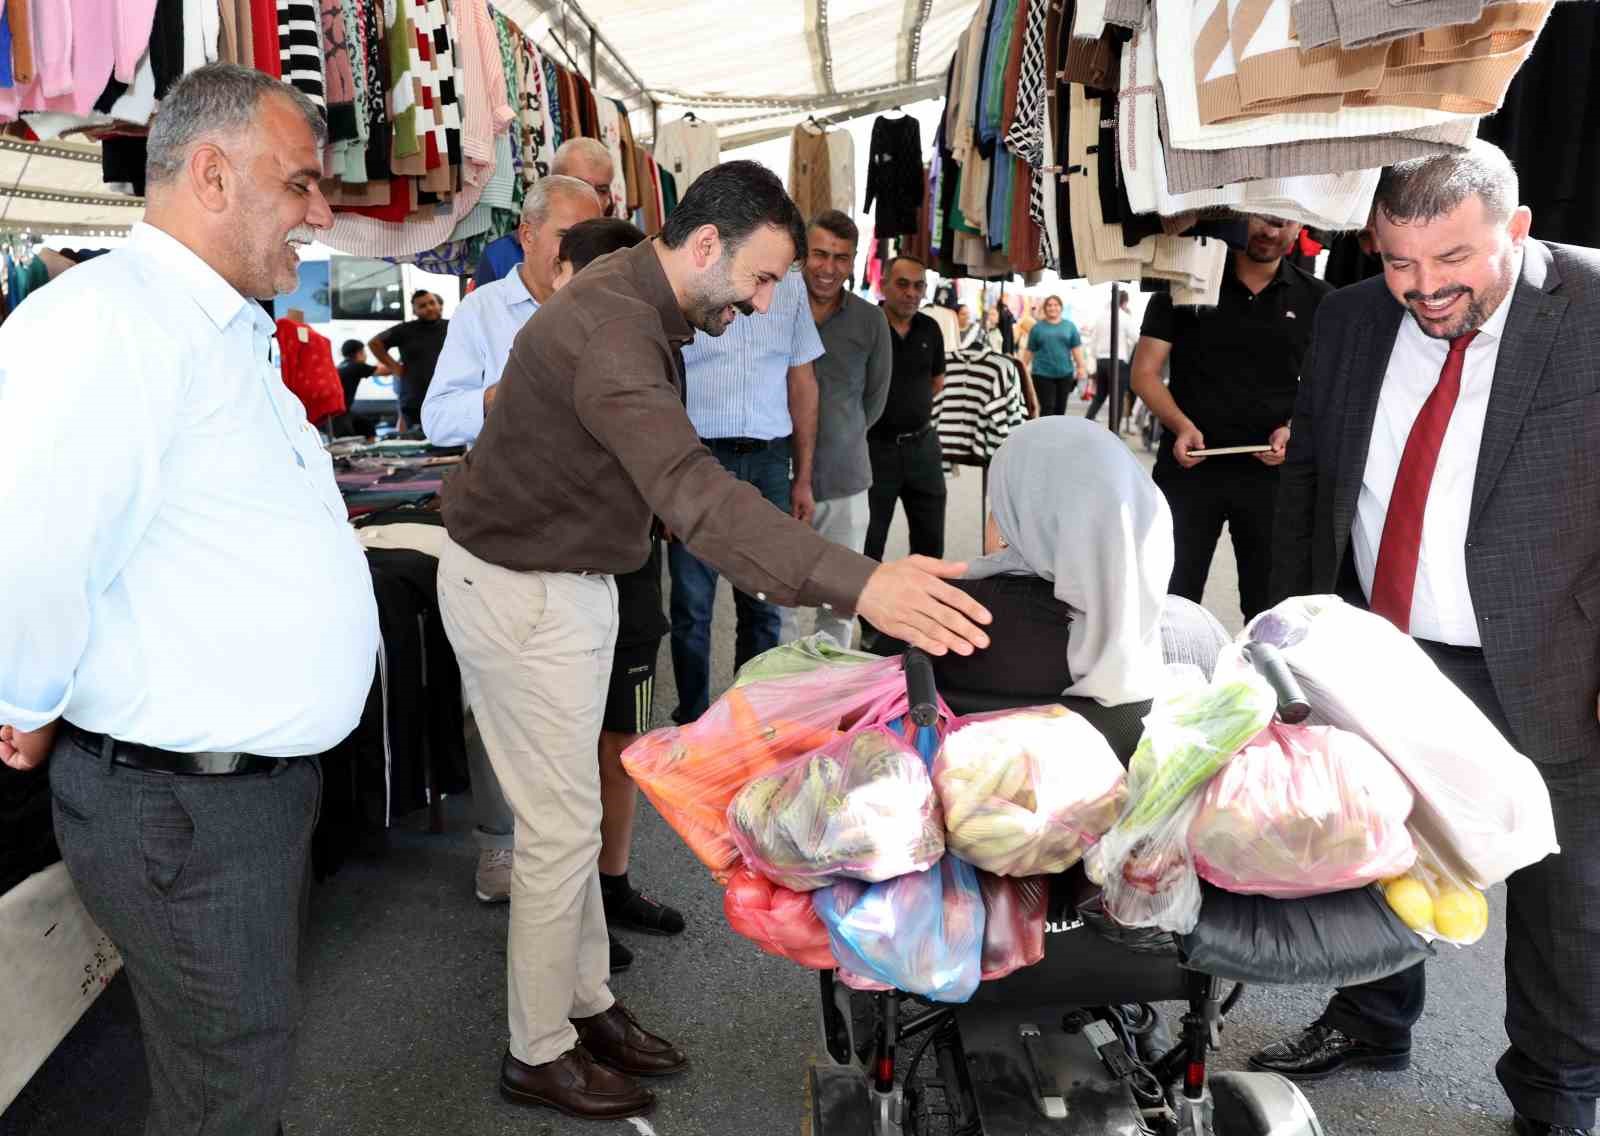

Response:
(723, 865), (837, 969)
(1189, 722), (1417, 899)
(729, 725), (945, 892)
(622, 657), (908, 880)
(978, 873), (1047, 980)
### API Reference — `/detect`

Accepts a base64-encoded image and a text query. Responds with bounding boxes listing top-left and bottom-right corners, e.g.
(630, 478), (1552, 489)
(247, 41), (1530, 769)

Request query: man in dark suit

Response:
(1253, 142), (1600, 1136)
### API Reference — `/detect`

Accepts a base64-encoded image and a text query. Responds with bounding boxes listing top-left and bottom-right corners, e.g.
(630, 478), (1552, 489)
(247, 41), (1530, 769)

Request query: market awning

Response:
(0, 136), (143, 236)
(494, 0), (979, 147)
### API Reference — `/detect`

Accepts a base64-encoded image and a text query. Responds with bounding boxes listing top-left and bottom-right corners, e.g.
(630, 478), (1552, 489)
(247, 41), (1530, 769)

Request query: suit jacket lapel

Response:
(1332, 292), (1404, 551)
(1470, 241), (1567, 532)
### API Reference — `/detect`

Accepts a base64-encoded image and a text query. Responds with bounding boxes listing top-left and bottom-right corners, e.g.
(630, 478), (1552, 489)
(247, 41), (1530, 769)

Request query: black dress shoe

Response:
(573, 1002), (689, 1078)
(1513, 1114), (1596, 1136)
(1247, 1023), (1410, 1082)
(609, 933), (634, 973)
(498, 1048), (653, 1119)
(604, 885), (686, 936)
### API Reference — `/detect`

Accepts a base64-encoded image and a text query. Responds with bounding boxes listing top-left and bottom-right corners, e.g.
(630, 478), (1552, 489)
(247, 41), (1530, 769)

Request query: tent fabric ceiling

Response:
(495, 0), (979, 141)
(0, 137), (143, 235)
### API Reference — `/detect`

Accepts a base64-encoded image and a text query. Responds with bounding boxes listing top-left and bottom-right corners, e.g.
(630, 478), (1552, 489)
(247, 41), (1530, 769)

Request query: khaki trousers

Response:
(437, 534), (618, 1065)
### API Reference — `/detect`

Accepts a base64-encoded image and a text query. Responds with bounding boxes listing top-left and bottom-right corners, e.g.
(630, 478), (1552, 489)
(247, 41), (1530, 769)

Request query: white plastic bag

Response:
(1244, 597), (1559, 888)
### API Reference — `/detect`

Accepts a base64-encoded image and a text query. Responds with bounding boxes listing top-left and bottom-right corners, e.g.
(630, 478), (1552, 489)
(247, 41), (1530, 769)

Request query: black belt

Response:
(701, 436), (784, 455)
(64, 722), (291, 777)
(873, 422), (935, 445)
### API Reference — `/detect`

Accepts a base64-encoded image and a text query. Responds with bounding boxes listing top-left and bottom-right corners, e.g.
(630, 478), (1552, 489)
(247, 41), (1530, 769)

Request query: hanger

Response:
(682, 111), (699, 122)
(803, 113), (826, 133)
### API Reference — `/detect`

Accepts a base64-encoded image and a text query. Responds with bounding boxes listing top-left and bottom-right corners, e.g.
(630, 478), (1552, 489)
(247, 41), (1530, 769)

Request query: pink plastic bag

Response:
(933, 705), (1127, 877)
(728, 725), (945, 892)
(722, 865), (837, 969)
(978, 873), (1047, 980)
(1189, 722), (1417, 899)
(622, 657), (910, 880)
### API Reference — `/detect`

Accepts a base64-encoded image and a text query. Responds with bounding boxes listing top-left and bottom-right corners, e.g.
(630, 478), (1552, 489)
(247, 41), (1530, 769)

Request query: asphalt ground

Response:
(3, 405), (1523, 1136)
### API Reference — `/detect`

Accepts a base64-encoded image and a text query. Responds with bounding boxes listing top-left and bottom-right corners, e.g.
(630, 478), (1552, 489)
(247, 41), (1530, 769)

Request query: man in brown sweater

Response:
(437, 160), (991, 1121)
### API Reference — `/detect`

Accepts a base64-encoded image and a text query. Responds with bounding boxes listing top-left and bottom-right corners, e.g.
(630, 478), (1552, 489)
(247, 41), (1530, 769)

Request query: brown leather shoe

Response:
(572, 1002), (689, 1078)
(497, 1048), (654, 1119)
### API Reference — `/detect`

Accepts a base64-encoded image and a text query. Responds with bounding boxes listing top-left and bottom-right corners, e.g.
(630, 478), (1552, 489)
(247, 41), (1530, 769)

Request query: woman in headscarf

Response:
(929, 416), (1227, 759)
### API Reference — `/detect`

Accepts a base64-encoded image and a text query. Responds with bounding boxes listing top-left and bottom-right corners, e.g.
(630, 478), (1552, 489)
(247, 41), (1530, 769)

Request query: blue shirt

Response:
(473, 233), (524, 288)
(1025, 317), (1083, 378)
(421, 268), (539, 446)
(0, 224), (379, 755)
(679, 269), (825, 441)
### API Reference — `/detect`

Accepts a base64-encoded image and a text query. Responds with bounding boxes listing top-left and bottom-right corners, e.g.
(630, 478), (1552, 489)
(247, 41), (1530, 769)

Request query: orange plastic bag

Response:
(723, 865), (837, 969)
(622, 657), (909, 880)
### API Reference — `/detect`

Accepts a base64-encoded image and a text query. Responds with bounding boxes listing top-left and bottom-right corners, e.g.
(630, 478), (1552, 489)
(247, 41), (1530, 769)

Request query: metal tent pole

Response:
(1108, 281), (1123, 435)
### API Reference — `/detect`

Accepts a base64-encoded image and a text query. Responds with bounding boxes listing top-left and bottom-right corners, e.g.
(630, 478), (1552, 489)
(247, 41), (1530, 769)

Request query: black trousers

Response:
(1153, 460), (1279, 622)
(1034, 374), (1077, 417)
(866, 428), (947, 561)
(1085, 357), (1116, 422)
(1320, 641), (1600, 1129)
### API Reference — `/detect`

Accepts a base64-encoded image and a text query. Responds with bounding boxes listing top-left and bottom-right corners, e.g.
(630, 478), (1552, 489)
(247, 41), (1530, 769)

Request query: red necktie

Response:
(1369, 330), (1478, 633)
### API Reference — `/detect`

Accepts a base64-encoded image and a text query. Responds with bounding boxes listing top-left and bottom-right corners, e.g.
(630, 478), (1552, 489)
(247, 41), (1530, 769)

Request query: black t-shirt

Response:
(337, 360), (376, 409)
(615, 537), (668, 647)
(378, 318), (450, 408)
(1141, 258), (1332, 472)
(871, 311), (947, 438)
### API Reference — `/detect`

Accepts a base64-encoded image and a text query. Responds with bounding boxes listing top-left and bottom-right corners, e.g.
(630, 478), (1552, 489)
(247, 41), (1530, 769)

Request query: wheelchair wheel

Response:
(1208, 1071), (1325, 1136)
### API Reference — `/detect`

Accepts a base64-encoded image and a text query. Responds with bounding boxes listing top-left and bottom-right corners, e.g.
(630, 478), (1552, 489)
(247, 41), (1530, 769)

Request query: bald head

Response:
(552, 138), (616, 216)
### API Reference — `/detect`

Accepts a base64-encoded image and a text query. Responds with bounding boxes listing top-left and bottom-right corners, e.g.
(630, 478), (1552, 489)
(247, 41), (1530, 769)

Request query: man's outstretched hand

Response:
(856, 557), (993, 656)
(0, 721), (57, 771)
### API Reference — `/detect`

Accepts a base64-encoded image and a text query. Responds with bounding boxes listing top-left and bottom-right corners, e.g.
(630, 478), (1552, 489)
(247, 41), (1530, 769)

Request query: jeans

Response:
(866, 428), (947, 562)
(50, 735), (321, 1136)
(780, 490), (870, 648)
(1085, 358), (1116, 422)
(669, 437), (792, 722)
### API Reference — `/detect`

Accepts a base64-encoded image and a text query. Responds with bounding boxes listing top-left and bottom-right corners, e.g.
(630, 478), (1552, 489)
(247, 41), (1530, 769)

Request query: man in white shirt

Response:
(1084, 288), (1141, 425)
(423, 176), (601, 446)
(1262, 142), (1600, 1136)
(0, 65), (378, 1136)
(671, 268), (824, 722)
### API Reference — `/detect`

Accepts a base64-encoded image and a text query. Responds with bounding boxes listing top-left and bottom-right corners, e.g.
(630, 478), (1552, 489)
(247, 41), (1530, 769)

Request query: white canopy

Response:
(0, 136), (144, 236)
(495, 0), (979, 147)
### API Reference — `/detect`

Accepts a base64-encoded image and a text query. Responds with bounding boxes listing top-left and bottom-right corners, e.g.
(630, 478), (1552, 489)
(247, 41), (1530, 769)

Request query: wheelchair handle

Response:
(903, 649), (940, 728)
(1243, 641), (1312, 724)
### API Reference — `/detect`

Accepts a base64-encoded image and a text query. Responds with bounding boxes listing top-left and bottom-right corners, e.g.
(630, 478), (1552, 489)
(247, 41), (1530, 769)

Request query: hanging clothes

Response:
(788, 121), (833, 224)
(653, 116), (721, 190)
(826, 128), (856, 215)
(935, 344), (1028, 468)
(276, 317), (346, 424)
(863, 114), (924, 238)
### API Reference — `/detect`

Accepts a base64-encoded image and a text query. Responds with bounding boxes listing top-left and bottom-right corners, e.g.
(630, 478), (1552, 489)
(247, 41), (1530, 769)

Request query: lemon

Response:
(1432, 888), (1490, 943)
(1383, 877), (1435, 932)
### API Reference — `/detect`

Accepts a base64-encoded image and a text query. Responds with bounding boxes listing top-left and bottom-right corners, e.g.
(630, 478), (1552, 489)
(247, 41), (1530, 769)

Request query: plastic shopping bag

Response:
(1245, 596), (1558, 888)
(934, 706), (1127, 876)
(622, 657), (908, 880)
(731, 634), (880, 688)
(722, 865), (837, 969)
(1377, 828), (1491, 946)
(1085, 665), (1276, 934)
(978, 873), (1047, 980)
(1189, 722), (1417, 899)
(728, 725), (945, 892)
(814, 857), (986, 1003)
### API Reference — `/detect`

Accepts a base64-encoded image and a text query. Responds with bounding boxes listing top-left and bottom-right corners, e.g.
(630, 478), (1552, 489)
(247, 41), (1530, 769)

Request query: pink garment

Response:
(0, 0), (124, 119)
(33, 0), (73, 98)
(117, 1), (161, 82)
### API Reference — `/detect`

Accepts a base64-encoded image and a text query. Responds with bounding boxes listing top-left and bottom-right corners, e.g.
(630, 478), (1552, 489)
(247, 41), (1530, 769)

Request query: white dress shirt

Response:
(679, 269), (825, 441)
(1352, 254), (1522, 647)
(0, 223), (378, 755)
(421, 268), (539, 446)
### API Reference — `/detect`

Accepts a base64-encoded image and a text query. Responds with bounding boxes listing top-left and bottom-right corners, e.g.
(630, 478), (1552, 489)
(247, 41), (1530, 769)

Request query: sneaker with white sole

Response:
(475, 848), (513, 903)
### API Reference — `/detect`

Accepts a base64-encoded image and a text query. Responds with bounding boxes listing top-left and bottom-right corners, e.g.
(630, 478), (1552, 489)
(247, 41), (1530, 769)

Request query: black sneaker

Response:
(1246, 1023), (1410, 1082)
(1513, 1115), (1596, 1136)
(604, 886), (686, 937)
(609, 934), (634, 974)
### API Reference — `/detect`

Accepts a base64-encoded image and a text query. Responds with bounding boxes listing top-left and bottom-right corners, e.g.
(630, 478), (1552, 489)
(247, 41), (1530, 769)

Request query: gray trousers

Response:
(48, 732), (321, 1136)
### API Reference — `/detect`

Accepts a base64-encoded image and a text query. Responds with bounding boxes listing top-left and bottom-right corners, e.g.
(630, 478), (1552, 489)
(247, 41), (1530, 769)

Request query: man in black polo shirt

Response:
(866, 255), (948, 562)
(1131, 214), (1333, 620)
(369, 290), (450, 432)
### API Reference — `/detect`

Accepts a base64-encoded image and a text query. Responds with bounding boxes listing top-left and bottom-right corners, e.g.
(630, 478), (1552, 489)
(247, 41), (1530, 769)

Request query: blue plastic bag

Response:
(813, 856), (986, 1003)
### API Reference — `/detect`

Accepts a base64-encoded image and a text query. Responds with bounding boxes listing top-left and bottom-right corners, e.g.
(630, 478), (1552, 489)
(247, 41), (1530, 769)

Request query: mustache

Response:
(286, 226), (317, 245)
(734, 300), (756, 316)
(1405, 285), (1470, 303)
